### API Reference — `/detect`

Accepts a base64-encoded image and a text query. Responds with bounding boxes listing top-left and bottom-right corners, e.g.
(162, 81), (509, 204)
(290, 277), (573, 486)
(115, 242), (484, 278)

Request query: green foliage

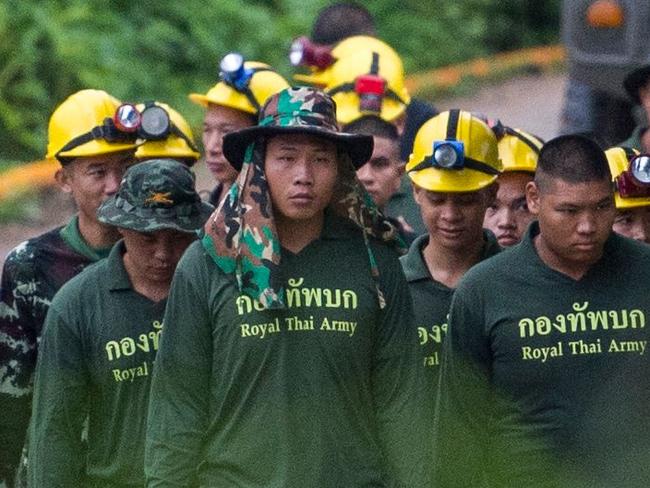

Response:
(0, 0), (560, 164)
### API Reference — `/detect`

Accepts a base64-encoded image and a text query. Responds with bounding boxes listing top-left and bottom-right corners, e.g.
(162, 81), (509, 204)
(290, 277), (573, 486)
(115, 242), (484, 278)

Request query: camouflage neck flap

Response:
(201, 142), (406, 310)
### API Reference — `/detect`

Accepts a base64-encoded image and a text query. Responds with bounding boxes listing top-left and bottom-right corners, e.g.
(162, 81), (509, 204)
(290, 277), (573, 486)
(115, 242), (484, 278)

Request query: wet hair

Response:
(343, 115), (398, 141)
(535, 134), (612, 191)
(311, 2), (376, 45)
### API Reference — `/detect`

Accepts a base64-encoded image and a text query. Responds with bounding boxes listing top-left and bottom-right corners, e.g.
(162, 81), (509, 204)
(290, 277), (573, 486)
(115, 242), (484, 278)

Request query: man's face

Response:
(612, 206), (650, 244)
(413, 184), (494, 252)
(203, 104), (253, 185)
(119, 228), (196, 285)
(57, 151), (135, 225)
(527, 177), (615, 268)
(265, 133), (338, 224)
(483, 171), (534, 247)
(356, 136), (402, 208)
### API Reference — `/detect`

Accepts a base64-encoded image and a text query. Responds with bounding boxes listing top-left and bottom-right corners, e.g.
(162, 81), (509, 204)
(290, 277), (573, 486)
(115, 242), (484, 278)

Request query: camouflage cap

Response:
(222, 86), (373, 170)
(97, 158), (214, 233)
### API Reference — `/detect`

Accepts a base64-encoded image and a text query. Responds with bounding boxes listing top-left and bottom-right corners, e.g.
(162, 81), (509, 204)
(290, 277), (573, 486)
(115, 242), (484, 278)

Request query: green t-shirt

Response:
(28, 241), (166, 488)
(384, 174), (426, 236)
(434, 222), (650, 487)
(145, 214), (428, 488)
(59, 215), (113, 261)
(400, 231), (500, 379)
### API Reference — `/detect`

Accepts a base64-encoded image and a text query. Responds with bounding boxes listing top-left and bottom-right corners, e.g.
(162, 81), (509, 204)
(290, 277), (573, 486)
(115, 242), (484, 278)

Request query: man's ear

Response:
(526, 180), (540, 215)
(54, 167), (73, 194)
(393, 113), (406, 136)
(411, 181), (424, 206)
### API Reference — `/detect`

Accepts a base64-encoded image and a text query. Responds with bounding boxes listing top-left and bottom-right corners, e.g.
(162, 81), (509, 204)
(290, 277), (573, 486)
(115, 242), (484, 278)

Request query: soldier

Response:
(434, 134), (650, 487)
(134, 101), (201, 167)
(399, 110), (501, 454)
(145, 87), (427, 488)
(27, 159), (212, 488)
(0, 89), (138, 486)
(605, 146), (650, 244)
(189, 53), (289, 206)
(344, 115), (415, 244)
(483, 125), (543, 247)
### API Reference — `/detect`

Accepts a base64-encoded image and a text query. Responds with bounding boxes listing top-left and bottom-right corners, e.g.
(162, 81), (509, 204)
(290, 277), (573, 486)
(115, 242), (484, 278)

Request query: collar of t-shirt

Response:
(401, 230), (500, 285)
(105, 240), (133, 292)
(59, 215), (112, 262)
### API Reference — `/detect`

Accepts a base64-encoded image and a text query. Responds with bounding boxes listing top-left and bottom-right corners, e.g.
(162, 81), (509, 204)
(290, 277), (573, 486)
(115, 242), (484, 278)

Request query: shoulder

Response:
(3, 227), (65, 268)
(48, 258), (108, 312)
(456, 244), (523, 297)
(606, 233), (650, 267)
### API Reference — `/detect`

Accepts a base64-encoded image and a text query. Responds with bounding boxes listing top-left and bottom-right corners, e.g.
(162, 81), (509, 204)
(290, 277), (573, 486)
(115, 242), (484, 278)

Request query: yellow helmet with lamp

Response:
(490, 122), (543, 173)
(46, 89), (139, 163)
(406, 110), (502, 192)
(189, 53), (289, 115)
(605, 146), (650, 209)
(134, 101), (200, 165)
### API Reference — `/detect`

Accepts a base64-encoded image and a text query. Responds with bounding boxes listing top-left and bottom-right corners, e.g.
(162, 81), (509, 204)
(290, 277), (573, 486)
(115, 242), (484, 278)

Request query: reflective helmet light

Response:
(433, 141), (463, 169)
(289, 36), (335, 69)
(220, 52), (252, 91)
(630, 155), (650, 185)
(113, 104), (141, 133)
(355, 74), (385, 114)
(140, 105), (170, 139)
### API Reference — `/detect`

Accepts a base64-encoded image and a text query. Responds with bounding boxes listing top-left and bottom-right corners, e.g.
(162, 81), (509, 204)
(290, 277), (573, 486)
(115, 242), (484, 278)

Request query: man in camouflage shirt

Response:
(0, 89), (138, 485)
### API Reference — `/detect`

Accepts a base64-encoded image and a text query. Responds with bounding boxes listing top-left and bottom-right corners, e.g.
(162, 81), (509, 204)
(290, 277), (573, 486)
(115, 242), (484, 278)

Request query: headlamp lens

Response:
(140, 105), (170, 139)
(289, 38), (305, 66)
(631, 155), (650, 184)
(220, 52), (244, 76)
(433, 143), (460, 168)
(114, 104), (141, 133)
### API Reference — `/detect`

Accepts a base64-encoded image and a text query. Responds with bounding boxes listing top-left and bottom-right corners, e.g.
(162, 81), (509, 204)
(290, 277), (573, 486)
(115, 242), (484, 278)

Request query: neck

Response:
(422, 232), (484, 288)
(533, 234), (598, 281)
(276, 213), (325, 254)
(122, 252), (171, 303)
(77, 213), (120, 249)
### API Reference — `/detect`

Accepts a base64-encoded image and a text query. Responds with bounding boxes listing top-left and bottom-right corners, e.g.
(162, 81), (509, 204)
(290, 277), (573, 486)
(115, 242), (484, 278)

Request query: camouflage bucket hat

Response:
(222, 86), (373, 171)
(97, 158), (214, 233)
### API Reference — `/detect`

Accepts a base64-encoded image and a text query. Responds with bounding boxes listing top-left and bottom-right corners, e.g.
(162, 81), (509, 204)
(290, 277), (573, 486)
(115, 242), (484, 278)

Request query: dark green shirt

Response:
(400, 231), (500, 380)
(434, 223), (650, 487)
(385, 174), (426, 236)
(145, 214), (427, 488)
(28, 241), (165, 488)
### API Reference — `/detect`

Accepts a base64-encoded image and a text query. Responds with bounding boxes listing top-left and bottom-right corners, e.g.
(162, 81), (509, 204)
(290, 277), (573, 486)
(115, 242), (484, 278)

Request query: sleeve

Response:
(432, 279), (493, 487)
(371, 252), (430, 488)
(0, 252), (42, 484)
(145, 249), (213, 488)
(27, 300), (89, 487)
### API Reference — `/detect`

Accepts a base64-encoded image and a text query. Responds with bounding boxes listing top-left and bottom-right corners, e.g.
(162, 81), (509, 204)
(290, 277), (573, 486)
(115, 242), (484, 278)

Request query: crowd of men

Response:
(2, 3), (650, 487)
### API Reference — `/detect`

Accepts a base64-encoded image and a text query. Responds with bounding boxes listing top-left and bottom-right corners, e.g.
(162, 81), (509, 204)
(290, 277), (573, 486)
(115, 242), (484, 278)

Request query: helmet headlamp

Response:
(616, 154), (650, 198)
(219, 52), (254, 91)
(289, 36), (335, 69)
(433, 141), (463, 169)
(355, 74), (386, 114)
(113, 104), (141, 133)
(140, 104), (171, 139)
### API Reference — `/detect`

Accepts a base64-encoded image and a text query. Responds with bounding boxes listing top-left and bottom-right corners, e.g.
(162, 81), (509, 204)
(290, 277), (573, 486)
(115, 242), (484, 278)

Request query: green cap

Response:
(97, 158), (213, 233)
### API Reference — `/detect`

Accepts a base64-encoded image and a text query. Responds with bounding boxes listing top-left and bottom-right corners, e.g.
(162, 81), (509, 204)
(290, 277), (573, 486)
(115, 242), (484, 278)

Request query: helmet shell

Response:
(606, 146), (650, 209)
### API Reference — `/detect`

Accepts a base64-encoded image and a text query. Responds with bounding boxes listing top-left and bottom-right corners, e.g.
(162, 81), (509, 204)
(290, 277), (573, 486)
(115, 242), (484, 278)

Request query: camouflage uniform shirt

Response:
(0, 216), (109, 485)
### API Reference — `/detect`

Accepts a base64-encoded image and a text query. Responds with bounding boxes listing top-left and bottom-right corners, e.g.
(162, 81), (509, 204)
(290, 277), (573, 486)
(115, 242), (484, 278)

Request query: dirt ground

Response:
(0, 71), (568, 268)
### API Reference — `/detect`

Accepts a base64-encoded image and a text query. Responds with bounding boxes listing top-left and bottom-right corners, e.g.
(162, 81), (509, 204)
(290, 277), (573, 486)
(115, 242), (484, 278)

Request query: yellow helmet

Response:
(406, 110), (502, 192)
(134, 102), (200, 164)
(605, 146), (650, 209)
(46, 89), (139, 161)
(318, 37), (411, 124)
(494, 125), (543, 173)
(189, 55), (289, 115)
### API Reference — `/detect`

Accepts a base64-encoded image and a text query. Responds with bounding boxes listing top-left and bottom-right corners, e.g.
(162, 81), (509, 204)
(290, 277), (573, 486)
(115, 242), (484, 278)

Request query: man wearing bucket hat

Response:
(433, 134), (650, 487)
(189, 53), (289, 206)
(145, 86), (427, 488)
(620, 64), (650, 152)
(28, 159), (212, 488)
(399, 110), (501, 445)
(606, 146), (650, 243)
(0, 89), (139, 485)
(483, 123), (543, 247)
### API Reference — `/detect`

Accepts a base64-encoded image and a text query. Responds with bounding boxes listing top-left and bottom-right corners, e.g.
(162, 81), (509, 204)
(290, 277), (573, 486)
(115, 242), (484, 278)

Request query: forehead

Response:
(371, 136), (399, 159)
(542, 177), (612, 203)
(205, 103), (254, 126)
(266, 133), (337, 151)
(68, 150), (134, 170)
(496, 171), (533, 194)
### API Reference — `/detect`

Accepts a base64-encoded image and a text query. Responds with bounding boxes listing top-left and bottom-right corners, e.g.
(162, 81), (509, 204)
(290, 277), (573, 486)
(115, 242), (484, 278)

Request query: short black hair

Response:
(535, 134), (611, 190)
(311, 2), (376, 45)
(343, 115), (398, 141)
